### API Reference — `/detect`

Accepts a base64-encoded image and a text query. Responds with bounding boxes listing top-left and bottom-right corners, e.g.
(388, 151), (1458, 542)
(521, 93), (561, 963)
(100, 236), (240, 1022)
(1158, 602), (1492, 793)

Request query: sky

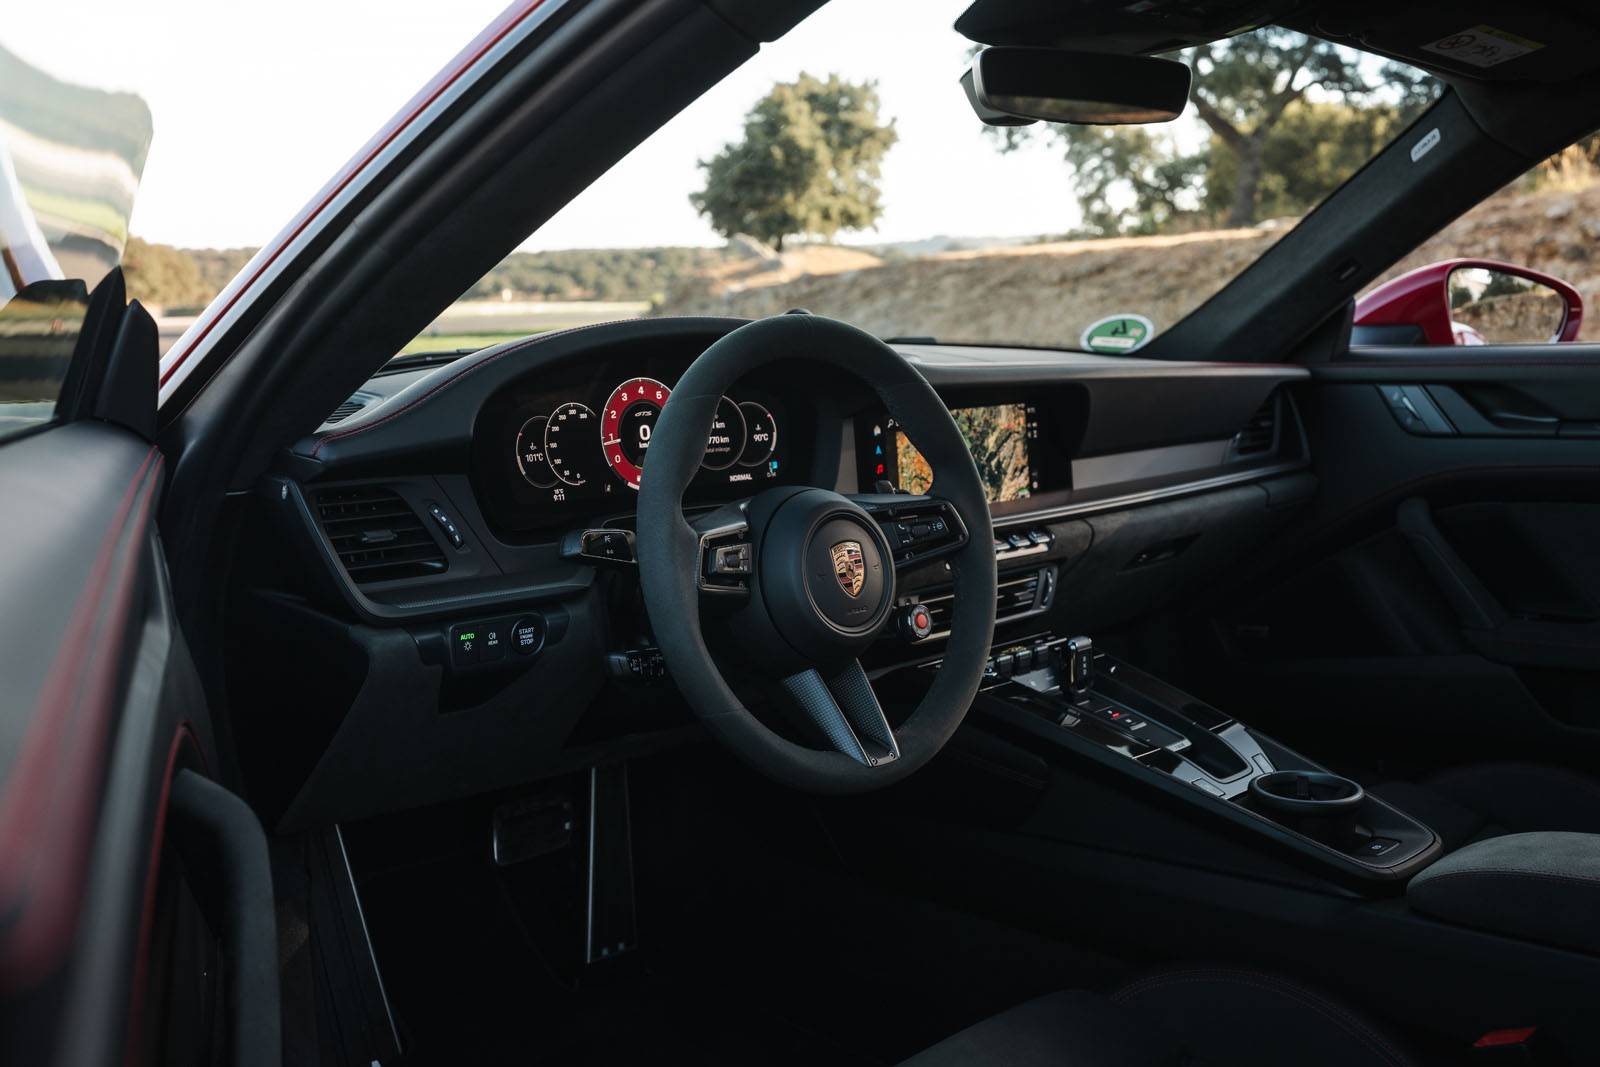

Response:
(4, 0), (1094, 251)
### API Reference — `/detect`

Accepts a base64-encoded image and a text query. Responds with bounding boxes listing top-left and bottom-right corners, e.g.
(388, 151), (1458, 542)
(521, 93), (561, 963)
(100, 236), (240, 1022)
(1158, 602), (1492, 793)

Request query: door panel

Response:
(0, 421), (269, 1066)
(1197, 357), (1600, 775)
(0, 423), (165, 987)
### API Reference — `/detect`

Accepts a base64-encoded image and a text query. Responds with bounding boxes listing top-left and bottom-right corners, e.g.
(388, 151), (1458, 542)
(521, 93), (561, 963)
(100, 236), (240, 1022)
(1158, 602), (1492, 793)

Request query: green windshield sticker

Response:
(1081, 314), (1154, 354)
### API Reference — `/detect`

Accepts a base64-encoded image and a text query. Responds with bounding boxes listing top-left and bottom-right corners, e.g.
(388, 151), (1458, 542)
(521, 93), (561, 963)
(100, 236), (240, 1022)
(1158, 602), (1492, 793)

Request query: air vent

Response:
(921, 570), (1044, 634)
(320, 391), (379, 427)
(314, 486), (447, 584)
(1229, 393), (1279, 459)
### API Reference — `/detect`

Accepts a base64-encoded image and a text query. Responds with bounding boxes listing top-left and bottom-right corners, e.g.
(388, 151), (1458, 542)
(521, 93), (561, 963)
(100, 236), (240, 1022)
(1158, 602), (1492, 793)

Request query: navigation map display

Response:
(865, 403), (1040, 503)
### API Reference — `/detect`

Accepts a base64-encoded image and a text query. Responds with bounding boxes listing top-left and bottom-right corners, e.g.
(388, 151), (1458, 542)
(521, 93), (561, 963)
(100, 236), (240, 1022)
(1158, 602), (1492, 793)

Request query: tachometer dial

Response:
(514, 415), (558, 487)
(700, 395), (747, 471)
(601, 377), (671, 490)
(544, 402), (599, 487)
(736, 402), (777, 468)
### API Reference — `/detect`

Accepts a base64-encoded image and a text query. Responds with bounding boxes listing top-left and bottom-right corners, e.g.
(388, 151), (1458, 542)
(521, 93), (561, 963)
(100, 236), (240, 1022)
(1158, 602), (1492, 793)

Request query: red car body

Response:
(1354, 257), (1584, 345)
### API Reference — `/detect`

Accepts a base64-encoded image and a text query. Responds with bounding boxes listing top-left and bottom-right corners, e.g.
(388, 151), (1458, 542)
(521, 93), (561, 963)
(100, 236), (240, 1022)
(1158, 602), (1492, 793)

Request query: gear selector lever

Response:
(1054, 635), (1094, 703)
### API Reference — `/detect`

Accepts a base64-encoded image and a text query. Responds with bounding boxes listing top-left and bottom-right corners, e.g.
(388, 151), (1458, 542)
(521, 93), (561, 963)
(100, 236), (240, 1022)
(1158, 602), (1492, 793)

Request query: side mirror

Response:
(961, 47), (1192, 127)
(1354, 259), (1584, 346)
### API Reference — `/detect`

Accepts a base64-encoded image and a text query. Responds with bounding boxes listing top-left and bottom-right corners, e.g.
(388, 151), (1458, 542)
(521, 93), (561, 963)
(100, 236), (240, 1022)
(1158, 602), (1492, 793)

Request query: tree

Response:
(691, 74), (897, 251)
(1204, 93), (1427, 222)
(1186, 29), (1371, 226)
(989, 30), (1443, 234)
(122, 237), (208, 308)
(1047, 127), (1207, 235)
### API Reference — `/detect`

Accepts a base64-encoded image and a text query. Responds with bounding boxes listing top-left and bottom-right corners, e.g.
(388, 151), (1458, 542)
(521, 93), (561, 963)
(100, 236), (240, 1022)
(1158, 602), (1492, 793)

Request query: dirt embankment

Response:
(658, 186), (1600, 346)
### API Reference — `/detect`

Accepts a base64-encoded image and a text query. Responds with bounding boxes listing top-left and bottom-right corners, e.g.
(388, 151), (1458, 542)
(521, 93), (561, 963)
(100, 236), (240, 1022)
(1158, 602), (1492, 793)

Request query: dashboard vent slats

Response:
(922, 571), (1042, 633)
(314, 486), (446, 584)
(1229, 393), (1279, 458)
(320, 390), (380, 427)
(324, 399), (364, 424)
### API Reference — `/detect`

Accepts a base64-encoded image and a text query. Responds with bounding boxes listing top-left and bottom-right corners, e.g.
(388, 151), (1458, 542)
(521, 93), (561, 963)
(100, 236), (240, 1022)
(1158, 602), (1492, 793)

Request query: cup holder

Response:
(1249, 771), (1364, 843)
(1250, 770), (1364, 813)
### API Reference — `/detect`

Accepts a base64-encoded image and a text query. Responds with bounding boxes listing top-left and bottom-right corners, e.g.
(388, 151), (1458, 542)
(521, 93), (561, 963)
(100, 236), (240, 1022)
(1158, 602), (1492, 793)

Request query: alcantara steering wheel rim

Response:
(635, 314), (997, 793)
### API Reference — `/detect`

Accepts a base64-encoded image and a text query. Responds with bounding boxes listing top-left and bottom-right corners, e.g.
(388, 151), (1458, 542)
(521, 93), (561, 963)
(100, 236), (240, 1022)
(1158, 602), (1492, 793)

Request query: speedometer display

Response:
(470, 349), (805, 536)
(701, 396), (746, 471)
(544, 402), (600, 487)
(514, 415), (557, 487)
(600, 377), (669, 490)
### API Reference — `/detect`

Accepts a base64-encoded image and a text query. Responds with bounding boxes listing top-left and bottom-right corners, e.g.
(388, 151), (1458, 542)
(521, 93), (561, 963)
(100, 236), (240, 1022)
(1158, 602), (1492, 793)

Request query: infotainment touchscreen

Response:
(866, 403), (1040, 503)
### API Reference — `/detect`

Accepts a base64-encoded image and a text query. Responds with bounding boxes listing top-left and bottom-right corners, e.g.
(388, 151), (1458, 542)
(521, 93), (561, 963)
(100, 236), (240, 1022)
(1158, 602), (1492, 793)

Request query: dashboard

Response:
(469, 349), (815, 536)
(256, 318), (1312, 827)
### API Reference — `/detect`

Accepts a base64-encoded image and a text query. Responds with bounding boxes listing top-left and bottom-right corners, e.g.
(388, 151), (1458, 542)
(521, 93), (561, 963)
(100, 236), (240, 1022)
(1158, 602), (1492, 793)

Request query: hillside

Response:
(124, 241), (729, 314)
(130, 184), (1600, 353)
(657, 186), (1600, 347)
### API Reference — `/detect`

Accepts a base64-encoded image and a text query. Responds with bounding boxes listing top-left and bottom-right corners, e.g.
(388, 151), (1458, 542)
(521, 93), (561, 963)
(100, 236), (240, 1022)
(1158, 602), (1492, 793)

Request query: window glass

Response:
(396, 1), (1435, 358)
(0, 44), (148, 438)
(1359, 137), (1600, 346)
(5, 0), (510, 380)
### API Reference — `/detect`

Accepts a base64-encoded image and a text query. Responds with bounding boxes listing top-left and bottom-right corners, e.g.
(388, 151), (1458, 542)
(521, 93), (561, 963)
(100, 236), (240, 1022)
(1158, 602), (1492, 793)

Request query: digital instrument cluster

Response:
(511, 377), (777, 494)
(472, 361), (800, 536)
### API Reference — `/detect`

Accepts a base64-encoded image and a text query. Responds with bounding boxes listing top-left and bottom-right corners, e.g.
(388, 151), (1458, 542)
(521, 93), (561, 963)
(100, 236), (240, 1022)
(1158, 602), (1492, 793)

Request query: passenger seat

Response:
(901, 967), (1418, 1067)
(1373, 762), (1600, 852)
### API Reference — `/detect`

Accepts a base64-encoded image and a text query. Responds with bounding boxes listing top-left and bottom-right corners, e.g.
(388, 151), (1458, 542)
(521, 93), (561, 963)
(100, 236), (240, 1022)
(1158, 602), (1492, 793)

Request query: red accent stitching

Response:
(122, 723), (204, 1065)
(0, 450), (163, 987)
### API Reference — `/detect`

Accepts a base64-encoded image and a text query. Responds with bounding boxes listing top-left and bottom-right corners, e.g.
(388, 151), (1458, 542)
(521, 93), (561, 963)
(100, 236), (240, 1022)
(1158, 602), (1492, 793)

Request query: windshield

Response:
(390, 3), (1435, 357)
(31, 0), (1435, 360)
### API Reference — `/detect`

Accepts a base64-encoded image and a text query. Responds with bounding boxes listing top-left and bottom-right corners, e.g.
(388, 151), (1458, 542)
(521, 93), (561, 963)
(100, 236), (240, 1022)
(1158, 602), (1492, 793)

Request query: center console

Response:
(965, 635), (1440, 885)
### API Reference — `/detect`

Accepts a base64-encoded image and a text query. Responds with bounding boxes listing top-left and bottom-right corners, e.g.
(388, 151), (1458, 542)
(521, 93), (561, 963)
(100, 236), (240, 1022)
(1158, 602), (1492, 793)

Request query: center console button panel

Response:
(957, 633), (1441, 885)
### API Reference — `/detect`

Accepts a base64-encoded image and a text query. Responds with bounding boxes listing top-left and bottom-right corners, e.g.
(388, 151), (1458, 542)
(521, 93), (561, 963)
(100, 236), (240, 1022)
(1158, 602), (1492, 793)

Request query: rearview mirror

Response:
(961, 47), (1192, 127)
(1355, 259), (1584, 346)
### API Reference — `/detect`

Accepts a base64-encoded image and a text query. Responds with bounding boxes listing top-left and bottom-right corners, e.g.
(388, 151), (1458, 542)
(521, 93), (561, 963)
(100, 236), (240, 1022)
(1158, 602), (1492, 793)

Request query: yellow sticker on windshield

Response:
(1421, 26), (1543, 69)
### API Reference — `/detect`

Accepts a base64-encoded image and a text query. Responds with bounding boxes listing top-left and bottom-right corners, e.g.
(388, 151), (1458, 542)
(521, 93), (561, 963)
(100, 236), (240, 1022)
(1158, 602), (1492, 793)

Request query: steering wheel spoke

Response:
(849, 492), (969, 570)
(691, 501), (753, 596)
(635, 314), (995, 792)
(779, 661), (899, 767)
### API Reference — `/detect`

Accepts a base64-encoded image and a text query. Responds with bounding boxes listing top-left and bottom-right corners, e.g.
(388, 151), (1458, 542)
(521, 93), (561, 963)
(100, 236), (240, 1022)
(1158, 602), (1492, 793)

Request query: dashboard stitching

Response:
(308, 320), (635, 457)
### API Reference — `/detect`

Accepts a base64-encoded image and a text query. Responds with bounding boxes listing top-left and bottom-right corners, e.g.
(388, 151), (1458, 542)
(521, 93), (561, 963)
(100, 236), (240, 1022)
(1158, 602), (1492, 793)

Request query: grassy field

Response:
(157, 300), (648, 356)
(397, 332), (534, 354)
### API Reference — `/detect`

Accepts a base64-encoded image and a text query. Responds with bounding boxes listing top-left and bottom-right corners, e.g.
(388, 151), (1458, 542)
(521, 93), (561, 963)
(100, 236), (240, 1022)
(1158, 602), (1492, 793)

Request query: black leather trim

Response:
(0, 423), (164, 990)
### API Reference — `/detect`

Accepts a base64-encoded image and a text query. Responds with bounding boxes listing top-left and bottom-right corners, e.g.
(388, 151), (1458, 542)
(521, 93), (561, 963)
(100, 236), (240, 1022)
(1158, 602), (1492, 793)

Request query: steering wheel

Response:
(636, 315), (997, 793)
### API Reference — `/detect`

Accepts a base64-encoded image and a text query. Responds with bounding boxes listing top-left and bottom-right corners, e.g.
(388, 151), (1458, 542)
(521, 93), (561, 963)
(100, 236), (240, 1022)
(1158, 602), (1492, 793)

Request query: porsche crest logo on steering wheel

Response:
(831, 540), (865, 597)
